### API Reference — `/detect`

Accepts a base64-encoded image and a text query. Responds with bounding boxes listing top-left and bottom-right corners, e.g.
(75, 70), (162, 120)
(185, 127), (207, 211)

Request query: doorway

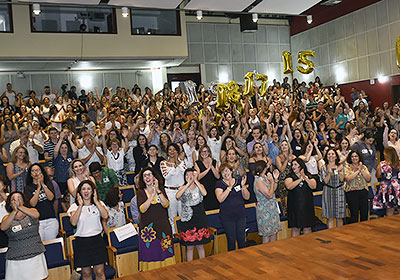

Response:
(167, 73), (202, 91)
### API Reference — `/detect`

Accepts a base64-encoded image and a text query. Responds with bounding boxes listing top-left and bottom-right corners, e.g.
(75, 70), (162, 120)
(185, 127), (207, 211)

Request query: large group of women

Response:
(0, 76), (398, 278)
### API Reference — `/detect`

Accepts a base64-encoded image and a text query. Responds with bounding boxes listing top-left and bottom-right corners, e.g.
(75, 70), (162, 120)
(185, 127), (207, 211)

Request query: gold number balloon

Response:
(297, 50), (315, 74)
(227, 81), (241, 104)
(243, 72), (255, 98)
(216, 83), (229, 111)
(255, 74), (268, 97)
(282, 51), (293, 74)
(396, 36), (400, 68)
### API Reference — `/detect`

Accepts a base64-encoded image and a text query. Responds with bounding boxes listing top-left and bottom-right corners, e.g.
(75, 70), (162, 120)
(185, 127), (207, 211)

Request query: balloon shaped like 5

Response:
(396, 36), (400, 68)
(297, 50), (315, 74)
(282, 51), (294, 74)
(227, 81), (241, 104)
(216, 83), (230, 111)
(255, 74), (268, 97)
(243, 72), (255, 98)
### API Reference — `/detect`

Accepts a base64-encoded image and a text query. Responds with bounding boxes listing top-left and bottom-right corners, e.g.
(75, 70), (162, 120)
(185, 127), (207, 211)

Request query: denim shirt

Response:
(351, 141), (377, 171)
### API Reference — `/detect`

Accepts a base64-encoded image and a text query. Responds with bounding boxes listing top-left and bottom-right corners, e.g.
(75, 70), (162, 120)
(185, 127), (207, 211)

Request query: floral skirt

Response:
(373, 180), (400, 209)
(179, 203), (211, 246)
(139, 222), (175, 271)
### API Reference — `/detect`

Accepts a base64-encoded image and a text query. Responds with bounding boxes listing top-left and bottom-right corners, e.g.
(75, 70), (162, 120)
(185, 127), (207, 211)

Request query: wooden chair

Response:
(59, 212), (75, 255)
(43, 237), (71, 280)
(106, 225), (139, 277)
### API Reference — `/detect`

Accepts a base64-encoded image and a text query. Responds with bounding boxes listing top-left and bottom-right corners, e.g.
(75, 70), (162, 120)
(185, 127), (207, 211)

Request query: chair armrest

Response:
(106, 246), (117, 270)
(209, 227), (217, 235)
(126, 218), (134, 224)
(173, 233), (181, 240)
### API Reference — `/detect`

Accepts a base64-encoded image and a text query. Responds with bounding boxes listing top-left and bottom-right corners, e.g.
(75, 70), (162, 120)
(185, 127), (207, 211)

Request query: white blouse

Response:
(106, 149), (125, 171)
(67, 201), (106, 237)
(160, 160), (186, 188)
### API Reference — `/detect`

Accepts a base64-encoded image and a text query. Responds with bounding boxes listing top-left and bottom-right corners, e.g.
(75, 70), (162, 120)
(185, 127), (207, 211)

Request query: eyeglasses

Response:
(31, 168), (41, 173)
(201, 150), (208, 154)
(143, 173), (153, 178)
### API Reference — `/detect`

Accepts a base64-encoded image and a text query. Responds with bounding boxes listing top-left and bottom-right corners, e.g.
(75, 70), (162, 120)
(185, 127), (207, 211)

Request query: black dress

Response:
(287, 173), (315, 229)
(196, 160), (219, 211)
(179, 187), (211, 246)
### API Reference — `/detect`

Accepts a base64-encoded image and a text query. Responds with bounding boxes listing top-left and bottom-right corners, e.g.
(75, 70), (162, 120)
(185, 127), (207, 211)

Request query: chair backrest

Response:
(125, 202), (132, 220)
(107, 226), (139, 252)
(126, 172), (135, 186)
(174, 216), (182, 234)
(43, 237), (68, 269)
(313, 193), (322, 208)
(59, 213), (75, 237)
(0, 247), (7, 279)
(245, 203), (258, 233)
(205, 209), (223, 233)
(120, 186), (135, 204)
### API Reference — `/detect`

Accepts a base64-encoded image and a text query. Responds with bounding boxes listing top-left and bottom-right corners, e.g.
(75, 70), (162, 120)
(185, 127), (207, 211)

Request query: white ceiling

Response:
(0, 58), (186, 72)
(250, 0), (320, 15)
(108, 0), (183, 10)
(16, 0), (319, 14)
(184, 0), (255, 12)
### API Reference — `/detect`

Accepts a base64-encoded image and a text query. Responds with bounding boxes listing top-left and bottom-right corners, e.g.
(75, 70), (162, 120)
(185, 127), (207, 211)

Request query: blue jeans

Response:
(220, 217), (246, 251)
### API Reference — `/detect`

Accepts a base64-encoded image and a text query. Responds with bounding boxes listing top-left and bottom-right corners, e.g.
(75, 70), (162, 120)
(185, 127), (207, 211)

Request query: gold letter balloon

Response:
(282, 51), (294, 74)
(216, 83), (230, 111)
(255, 74), (268, 97)
(243, 72), (255, 98)
(297, 50), (315, 74)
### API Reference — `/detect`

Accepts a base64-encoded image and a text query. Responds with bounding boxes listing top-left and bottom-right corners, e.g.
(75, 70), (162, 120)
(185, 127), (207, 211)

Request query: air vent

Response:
(320, 0), (343, 6)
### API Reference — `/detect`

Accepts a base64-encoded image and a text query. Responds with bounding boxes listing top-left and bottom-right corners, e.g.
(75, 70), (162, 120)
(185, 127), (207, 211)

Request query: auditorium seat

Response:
(43, 237), (71, 279)
(205, 209), (227, 254)
(59, 213), (75, 255)
(119, 185), (135, 204)
(126, 171), (135, 186)
(106, 225), (139, 277)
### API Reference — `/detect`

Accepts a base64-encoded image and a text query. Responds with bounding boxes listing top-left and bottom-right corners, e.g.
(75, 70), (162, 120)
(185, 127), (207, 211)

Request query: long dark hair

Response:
(75, 180), (96, 206)
(183, 168), (196, 184)
(292, 157), (311, 177)
(26, 163), (52, 187)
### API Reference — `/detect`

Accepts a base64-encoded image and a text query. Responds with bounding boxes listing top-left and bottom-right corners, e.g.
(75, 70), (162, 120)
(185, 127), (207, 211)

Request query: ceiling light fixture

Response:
(196, 10), (203, 20)
(32, 4), (41, 16)
(121, 7), (129, 18)
(307, 15), (313, 24)
(252, 13), (258, 23)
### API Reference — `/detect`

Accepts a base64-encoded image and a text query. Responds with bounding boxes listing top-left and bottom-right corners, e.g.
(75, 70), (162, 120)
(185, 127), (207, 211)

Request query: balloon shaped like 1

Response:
(227, 81), (241, 104)
(243, 72), (255, 98)
(216, 83), (229, 111)
(297, 50), (315, 74)
(255, 74), (268, 97)
(396, 36), (400, 68)
(282, 51), (294, 74)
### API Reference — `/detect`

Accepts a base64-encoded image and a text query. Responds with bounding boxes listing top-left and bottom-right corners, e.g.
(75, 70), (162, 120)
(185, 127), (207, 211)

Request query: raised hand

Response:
(77, 193), (83, 205)
(241, 175), (247, 187)
(266, 172), (273, 182)
(93, 189), (99, 204)
(273, 169), (280, 181)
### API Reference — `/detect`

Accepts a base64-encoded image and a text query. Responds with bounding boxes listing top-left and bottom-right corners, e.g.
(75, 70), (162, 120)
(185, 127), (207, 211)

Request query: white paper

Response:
(276, 201), (281, 215)
(114, 223), (137, 242)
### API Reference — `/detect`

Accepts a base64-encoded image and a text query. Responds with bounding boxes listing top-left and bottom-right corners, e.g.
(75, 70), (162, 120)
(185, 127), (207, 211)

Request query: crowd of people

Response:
(0, 76), (399, 278)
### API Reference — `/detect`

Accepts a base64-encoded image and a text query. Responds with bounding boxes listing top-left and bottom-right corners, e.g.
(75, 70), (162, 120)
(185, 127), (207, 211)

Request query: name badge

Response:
(334, 170), (338, 175)
(67, 158), (72, 163)
(156, 196), (161, 203)
(234, 185), (241, 192)
(362, 149), (368, 154)
(296, 146), (301, 151)
(103, 177), (110, 183)
(11, 225), (22, 233)
(192, 192), (199, 200)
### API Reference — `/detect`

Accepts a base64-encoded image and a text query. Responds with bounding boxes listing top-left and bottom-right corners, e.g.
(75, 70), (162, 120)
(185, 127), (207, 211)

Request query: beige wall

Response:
(0, 5), (188, 60)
